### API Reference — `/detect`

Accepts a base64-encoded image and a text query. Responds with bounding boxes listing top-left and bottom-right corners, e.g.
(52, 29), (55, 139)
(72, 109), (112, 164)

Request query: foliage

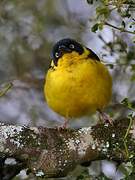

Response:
(90, 0), (135, 34)
(88, 0), (135, 88)
(83, 0), (135, 179)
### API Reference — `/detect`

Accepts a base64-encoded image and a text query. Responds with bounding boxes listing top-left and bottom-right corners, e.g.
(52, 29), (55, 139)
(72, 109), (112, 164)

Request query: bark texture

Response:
(0, 118), (135, 178)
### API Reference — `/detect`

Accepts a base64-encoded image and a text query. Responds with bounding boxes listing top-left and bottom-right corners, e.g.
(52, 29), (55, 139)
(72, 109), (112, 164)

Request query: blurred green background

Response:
(0, 0), (134, 179)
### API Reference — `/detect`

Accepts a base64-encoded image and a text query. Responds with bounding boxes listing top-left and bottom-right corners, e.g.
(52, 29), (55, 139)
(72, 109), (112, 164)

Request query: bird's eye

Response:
(69, 44), (75, 49)
(55, 52), (59, 58)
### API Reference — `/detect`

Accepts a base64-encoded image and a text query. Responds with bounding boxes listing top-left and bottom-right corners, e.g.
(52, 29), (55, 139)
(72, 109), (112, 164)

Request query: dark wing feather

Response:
(86, 47), (100, 61)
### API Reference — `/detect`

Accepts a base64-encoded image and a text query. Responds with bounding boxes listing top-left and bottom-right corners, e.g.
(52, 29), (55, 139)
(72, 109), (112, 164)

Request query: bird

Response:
(44, 38), (112, 128)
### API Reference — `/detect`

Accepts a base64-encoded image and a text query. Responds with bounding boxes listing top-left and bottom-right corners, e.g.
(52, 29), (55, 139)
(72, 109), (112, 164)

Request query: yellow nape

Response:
(44, 49), (112, 118)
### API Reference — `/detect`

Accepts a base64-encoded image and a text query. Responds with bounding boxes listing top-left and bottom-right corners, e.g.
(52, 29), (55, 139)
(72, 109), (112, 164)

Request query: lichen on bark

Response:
(0, 118), (135, 178)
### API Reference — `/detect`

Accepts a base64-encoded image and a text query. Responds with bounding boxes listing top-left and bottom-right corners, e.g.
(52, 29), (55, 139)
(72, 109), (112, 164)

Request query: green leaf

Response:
(96, 6), (110, 18)
(98, 23), (103, 30)
(91, 23), (99, 32)
(91, 22), (104, 32)
(108, 64), (114, 69)
(121, 98), (135, 111)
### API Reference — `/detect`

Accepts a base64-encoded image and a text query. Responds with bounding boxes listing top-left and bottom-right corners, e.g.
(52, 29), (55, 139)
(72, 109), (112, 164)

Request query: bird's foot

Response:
(57, 119), (68, 130)
(98, 110), (113, 125)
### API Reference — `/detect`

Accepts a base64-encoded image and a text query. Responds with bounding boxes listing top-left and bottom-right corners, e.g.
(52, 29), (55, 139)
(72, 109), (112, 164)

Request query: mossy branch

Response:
(0, 118), (135, 178)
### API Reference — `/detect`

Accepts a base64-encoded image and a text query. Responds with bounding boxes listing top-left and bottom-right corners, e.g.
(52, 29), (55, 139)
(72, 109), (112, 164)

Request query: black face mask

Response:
(51, 38), (84, 66)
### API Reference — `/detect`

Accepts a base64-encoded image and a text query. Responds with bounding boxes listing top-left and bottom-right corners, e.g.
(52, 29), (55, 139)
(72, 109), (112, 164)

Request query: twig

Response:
(0, 82), (13, 97)
(105, 22), (135, 35)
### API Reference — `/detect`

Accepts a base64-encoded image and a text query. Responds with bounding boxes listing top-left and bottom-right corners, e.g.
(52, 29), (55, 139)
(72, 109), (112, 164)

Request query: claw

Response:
(98, 109), (113, 125)
(57, 118), (68, 130)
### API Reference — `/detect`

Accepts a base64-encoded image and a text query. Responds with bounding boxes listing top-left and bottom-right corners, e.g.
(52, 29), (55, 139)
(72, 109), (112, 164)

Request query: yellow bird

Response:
(44, 38), (112, 127)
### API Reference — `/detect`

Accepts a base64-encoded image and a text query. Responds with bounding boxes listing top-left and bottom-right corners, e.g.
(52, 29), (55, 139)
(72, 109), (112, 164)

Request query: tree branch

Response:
(0, 117), (135, 178)
(105, 22), (135, 35)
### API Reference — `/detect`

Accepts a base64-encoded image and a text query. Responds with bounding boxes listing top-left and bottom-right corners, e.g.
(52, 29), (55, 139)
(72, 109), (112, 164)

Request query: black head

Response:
(51, 38), (84, 66)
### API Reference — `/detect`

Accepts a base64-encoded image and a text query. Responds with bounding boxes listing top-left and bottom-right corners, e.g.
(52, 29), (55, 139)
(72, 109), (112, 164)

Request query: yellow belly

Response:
(44, 56), (112, 118)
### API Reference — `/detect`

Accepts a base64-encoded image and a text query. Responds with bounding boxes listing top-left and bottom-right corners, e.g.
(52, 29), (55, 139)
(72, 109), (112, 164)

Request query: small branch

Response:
(0, 118), (135, 178)
(0, 82), (13, 97)
(105, 22), (135, 35)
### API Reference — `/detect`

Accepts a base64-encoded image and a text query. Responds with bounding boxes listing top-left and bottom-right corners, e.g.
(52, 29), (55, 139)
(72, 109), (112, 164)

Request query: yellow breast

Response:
(44, 51), (112, 118)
